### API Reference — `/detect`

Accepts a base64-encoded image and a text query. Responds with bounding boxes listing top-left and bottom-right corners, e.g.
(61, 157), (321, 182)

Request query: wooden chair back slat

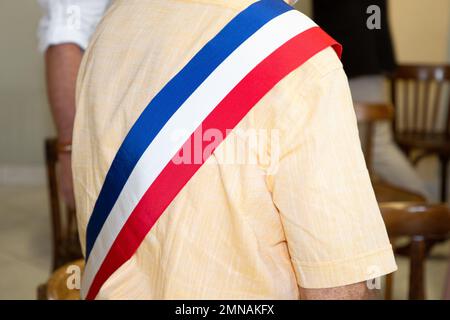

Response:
(432, 82), (444, 133)
(421, 81), (430, 131)
(390, 65), (450, 135)
(354, 102), (394, 175)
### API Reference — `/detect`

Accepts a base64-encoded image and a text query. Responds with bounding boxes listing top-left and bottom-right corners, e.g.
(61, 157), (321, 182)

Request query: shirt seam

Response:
(291, 244), (393, 268)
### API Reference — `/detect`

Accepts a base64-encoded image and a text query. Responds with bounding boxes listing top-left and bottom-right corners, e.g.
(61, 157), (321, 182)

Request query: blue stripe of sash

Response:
(85, 0), (293, 259)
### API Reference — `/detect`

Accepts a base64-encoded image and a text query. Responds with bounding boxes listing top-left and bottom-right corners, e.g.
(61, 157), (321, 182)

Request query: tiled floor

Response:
(0, 157), (449, 299)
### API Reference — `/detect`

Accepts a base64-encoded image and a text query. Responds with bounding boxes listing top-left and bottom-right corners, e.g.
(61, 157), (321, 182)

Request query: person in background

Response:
(313, 0), (431, 200)
(37, 0), (111, 209)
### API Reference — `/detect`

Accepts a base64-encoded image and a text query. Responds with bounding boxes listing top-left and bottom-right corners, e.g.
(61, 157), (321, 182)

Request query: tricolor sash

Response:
(81, 0), (341, 299)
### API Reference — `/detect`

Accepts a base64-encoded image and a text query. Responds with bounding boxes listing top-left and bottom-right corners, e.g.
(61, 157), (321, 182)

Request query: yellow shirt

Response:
(73, 0), (397, 299)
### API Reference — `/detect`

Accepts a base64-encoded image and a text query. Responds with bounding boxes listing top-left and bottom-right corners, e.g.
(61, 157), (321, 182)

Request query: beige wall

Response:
(389, 0), (450, 64)
(0, 1), (53, 167)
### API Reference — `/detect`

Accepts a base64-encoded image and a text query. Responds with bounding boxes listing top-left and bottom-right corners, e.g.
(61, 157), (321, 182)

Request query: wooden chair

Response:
(389, 65), (450, 201)
(38, 259), (84, 300)
(44, 138), (82, 271)
(380, 202), (450, 299)
(354, 102), (427, 202)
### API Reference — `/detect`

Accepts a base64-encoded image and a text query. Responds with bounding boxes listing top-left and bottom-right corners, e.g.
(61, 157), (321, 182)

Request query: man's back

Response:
(73, 0), (396, 299)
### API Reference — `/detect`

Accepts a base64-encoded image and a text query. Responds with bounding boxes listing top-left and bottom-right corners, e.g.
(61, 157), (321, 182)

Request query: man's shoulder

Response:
(273, 45), (345, 104)
(301, 46), (344, 81)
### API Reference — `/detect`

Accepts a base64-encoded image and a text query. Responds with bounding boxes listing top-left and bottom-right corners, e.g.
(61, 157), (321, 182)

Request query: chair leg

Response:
(409, 236), (426, 300)
(36, 284), (48, 300)
(439, 155), (449, 202)
(385, 273), (393, 300)
(443, 248), (450, 300)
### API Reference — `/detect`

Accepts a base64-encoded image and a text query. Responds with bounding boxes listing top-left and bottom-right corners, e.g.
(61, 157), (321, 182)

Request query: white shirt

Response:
(37, 0), (111, 52)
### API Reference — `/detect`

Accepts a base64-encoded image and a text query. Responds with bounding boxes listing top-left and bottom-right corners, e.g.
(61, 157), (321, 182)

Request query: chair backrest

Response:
(44, 138), (82, 271)
(380, 202), (450, 299)
(354, 102), (394, 175)
(389, 65), (450, 135)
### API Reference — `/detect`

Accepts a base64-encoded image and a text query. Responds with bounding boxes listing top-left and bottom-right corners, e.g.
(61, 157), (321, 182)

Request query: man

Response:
(38, 0), (111, 209)
(313, 0), (431, 200)
(52, 0), (397, 299)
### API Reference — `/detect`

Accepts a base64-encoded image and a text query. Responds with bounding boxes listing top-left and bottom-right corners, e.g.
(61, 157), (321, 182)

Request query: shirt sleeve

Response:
(37, 0), (110, 52)
(272, 48), (397, 289)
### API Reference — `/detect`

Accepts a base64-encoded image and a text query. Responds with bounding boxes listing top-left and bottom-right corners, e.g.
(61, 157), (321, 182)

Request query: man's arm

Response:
(300, 282), (378, 300)
(45, 44), (82, 144)
(45, 44), (83, 209)
(271, 48), (397, 299)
